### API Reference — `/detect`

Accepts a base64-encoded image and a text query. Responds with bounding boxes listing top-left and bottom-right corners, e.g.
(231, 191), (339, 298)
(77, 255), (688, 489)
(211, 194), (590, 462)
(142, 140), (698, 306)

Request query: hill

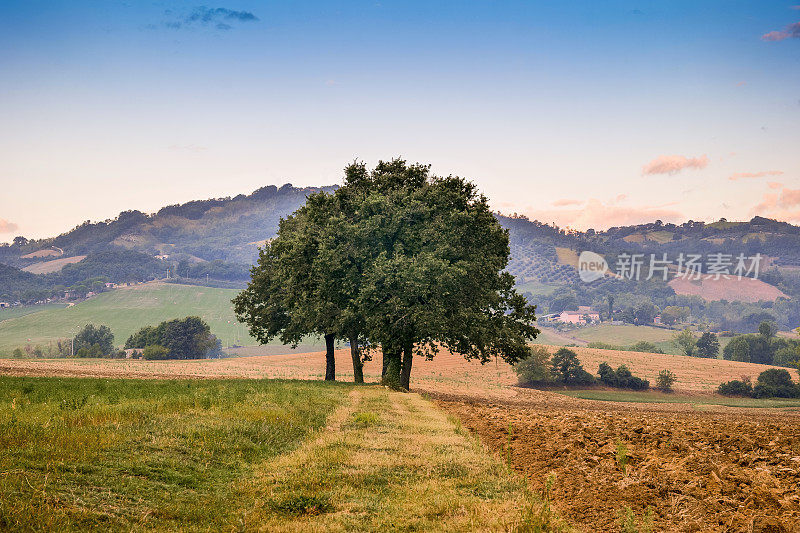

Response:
(0, 282), (325, 354)
(2, 184), (800, 333)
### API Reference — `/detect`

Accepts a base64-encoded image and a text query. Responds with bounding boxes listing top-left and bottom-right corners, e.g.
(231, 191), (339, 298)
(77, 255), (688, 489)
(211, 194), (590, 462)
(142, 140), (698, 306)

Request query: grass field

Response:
(0, 377), (556, 531)
(0, 282), (328, 355)
(0, 303), (68, 323)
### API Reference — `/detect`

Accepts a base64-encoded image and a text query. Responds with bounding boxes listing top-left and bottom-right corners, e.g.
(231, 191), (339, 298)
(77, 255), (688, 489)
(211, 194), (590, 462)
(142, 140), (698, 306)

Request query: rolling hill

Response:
(0, 282), (322, 355)
(2, 182), (800, 334)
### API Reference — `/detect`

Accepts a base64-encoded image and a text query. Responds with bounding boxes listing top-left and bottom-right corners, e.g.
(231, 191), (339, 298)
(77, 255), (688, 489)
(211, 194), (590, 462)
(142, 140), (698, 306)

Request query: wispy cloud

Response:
(761, 21), (800, 41)
(728, 170), (783, 181)
(0, 219), (19, 234)
(641, 154), (709, 175)
(164, 7), (259, 31)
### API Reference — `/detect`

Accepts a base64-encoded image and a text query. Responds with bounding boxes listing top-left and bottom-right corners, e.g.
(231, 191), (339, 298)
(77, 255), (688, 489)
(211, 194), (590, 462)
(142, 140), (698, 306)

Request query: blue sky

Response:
(1, 1), (798, 240)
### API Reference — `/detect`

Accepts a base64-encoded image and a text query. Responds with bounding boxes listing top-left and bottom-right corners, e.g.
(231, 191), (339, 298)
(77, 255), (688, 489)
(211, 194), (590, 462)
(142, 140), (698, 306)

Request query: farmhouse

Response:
(556, 306), (600, 324)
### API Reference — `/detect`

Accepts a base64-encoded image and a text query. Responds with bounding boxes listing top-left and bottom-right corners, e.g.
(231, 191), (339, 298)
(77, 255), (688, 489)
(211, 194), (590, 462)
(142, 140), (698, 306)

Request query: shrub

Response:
(597, 362), (649, 390)
(628, 341), (664, 354)
(514, 345), (552, 385)
(655, 370), (677, 392)
(753, 368), (799, 398)
(717, 379), (753, 397)
(142, 345), (170, 360)
(551, 348), (595, 385)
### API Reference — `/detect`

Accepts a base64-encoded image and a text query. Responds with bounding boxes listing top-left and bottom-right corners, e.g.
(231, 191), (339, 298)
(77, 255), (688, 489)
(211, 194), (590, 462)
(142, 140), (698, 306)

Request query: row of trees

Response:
(722, 323), (800, 367)
(514, 346), (676, 391)
(234, 160), (540, 390)
(125, 316), (221, 359)
(718, 369), (800, 399)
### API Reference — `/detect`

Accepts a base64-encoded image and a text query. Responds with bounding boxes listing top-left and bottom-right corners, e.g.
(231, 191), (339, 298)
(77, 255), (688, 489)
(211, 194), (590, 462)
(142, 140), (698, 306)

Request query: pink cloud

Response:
(0, 219), (19, 233)
(751, 186), (800, 223)
(768, 182), (784, 189)
(761, 21), (800, 41)
(527, 199), (683, 231)
(552, 198), (583, 207)
(728, 170), (784, 181)
(642, 154), (709, 175)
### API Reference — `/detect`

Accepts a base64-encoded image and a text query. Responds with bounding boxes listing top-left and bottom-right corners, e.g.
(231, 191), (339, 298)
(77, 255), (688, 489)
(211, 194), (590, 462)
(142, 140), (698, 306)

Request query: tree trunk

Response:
(400, 341), (413, 391)
(350, 337), (364, 384)
(381, 346), (402, 390)
(324, 333), (336, 381)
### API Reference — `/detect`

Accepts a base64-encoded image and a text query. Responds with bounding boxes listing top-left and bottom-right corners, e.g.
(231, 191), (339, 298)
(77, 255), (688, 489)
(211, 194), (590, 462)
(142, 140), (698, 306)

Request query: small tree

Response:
(695, 332), (720, 358)
(672, 328), (695, 357)
(514, 345), (552, 385)
(551, 348), (594, 384)
(655, 370), (677, 392)
(142, 345), (170, 360)
(73, 324), (114, 356)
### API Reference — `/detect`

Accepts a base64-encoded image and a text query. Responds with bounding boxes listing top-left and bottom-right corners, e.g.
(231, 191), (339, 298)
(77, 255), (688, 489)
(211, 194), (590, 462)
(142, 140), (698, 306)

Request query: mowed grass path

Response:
(0, 283), (249, 353)
(0, 377), (556, 531)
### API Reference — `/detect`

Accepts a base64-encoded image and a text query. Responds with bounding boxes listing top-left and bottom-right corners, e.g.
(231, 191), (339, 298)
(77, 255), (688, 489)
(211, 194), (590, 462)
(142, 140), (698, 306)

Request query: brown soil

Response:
(434, 390), (800, 532)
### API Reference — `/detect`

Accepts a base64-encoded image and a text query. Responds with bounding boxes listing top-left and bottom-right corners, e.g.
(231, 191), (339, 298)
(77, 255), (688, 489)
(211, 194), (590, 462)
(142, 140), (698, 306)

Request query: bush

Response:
(514, 345), (552, 385)
(717, 379), (753, 397)
(753, 368), (799, 398)
(628, 341), (664, 354)
(551, 348), (595, 385)
(142, 345), (170, 360)
(597, 362), (649, 390)
(655, 370), (677, 392)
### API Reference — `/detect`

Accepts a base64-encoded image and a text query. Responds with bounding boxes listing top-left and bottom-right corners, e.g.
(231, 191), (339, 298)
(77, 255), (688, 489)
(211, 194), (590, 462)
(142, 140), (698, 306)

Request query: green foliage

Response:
(695, 332), (720, 358)
(718, 370), (799, 398)
(627, 341), (664, 354)
(142, 344), (169, 360)
(753, 368), (799, 399)
(234, 159), (540, 389)
(514, 345), (552, 385)
(597, 362), (649, 390)
(672, 328), (696, 357)
(722, 332), (800, 366)
(73, 324), (114, 356)
(550, 348), (594, 385)
(717, 379), (754, 397)
(126, 316), (217, 359)
(655, 370), (677, 392)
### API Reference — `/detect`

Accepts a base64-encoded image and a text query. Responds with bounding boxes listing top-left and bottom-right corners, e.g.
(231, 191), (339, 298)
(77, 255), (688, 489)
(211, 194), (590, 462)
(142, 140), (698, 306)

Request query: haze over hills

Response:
(2, 184), (799, 333)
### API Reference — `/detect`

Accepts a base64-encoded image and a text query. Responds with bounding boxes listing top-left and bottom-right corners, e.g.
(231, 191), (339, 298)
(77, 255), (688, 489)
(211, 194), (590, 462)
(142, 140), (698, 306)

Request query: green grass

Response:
(0, 378), (568, 531)
(0, 282), (323, 355)
(0, 376), (348, 530)
(516, 280), (560, 297)
(0, 303), (68, 323)
(557, 389), (800, 408)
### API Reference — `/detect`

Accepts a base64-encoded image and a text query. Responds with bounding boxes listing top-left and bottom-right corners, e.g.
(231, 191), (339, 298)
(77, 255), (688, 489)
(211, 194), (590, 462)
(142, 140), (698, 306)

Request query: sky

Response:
(0, 1), (798, 241)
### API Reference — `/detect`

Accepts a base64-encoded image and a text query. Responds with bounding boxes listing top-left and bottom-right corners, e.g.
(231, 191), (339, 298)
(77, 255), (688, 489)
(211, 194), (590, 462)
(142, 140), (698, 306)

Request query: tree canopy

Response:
(234, 158), (540, 390)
